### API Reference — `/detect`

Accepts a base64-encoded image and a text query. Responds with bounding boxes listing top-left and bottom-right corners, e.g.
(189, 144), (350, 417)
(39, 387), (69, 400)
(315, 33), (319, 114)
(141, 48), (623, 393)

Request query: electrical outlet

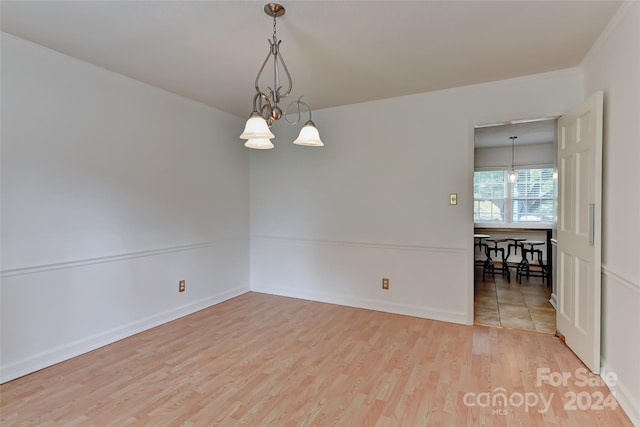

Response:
(449, 193), (458, 205)
(178, 280), (186, 293)
(382, 278), (390, 290)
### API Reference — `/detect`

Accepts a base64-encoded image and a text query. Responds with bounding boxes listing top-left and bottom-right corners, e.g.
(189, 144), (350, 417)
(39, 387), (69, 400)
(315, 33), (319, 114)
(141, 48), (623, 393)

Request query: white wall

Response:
(250, 68), (583, 325)
(474, 142), (554, 170)
(0, 33), (250, 382)
(581, 3), (640, 425)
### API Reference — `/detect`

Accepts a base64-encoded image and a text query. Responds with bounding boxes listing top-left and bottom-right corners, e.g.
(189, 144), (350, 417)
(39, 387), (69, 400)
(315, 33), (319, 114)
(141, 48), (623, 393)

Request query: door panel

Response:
(556, 91), (603, 373)
(559, 251), (574, 319)
(559, 156), (574, 231)
(575, 257), (590, 333)
(577, 151), (591, 236)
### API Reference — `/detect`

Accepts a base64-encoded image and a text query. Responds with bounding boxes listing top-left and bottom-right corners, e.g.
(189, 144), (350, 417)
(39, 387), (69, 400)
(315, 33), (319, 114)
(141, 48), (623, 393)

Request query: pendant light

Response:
(509, 136), (518, 183)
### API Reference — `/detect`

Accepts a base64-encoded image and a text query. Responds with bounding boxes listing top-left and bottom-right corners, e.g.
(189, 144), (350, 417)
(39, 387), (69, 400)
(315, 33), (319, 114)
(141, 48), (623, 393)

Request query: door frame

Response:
(468, 115), (560, 328)
(468, 96), (604, 373)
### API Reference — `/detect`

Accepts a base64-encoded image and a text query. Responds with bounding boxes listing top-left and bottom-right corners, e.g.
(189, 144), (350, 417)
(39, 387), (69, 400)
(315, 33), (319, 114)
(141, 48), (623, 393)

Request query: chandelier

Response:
(239, 3), (324, 150)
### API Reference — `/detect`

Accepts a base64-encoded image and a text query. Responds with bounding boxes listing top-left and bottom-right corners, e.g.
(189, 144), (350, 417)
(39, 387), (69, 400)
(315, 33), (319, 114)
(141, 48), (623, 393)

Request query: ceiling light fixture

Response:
(239, 3), (323, 150)
(509, 136), (518, 183)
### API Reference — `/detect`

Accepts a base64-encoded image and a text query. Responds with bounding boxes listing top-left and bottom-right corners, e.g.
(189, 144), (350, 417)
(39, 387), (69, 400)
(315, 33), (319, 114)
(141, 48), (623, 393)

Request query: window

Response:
(474, 170), (506, 222)
(474, 167), (555, 224)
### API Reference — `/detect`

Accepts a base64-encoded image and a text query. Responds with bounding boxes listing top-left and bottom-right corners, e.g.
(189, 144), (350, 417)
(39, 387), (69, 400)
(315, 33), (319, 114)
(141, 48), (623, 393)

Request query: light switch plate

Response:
(449, 193), (458, 205)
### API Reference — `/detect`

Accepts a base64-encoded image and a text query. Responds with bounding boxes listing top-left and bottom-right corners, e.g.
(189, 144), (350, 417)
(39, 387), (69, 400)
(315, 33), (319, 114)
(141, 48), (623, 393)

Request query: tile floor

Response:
(474, 264), (556, 334)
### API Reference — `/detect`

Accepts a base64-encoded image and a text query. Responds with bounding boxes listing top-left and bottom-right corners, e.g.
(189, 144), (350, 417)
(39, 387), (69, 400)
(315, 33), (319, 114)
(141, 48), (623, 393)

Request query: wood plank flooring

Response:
(1, 292), (633, 426)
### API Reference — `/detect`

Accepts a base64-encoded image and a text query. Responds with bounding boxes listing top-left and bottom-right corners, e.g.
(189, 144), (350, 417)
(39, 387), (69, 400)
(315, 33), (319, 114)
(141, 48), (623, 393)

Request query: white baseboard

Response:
(549, 293), (557, 309)
(601, 361), (640, 427)
(1, 286), (248, 383)
(251, 285), (468, 325)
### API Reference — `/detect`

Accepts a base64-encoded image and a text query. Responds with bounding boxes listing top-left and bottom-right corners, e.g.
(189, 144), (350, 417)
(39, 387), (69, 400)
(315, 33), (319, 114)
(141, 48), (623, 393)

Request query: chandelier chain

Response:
(273, 15), (277, 41)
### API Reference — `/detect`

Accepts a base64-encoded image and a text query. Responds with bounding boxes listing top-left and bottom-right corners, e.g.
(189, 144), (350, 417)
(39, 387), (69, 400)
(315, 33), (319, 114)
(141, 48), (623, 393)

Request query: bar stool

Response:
(507, 237), (527, 257)
(483, 237), (511, 282)
(516, 240), (548, 283)
(474, 234), (491, 267)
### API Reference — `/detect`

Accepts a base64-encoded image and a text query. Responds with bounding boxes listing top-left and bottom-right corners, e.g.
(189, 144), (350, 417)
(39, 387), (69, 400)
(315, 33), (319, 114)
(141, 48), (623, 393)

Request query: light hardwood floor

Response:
(1, 292), (632, 426)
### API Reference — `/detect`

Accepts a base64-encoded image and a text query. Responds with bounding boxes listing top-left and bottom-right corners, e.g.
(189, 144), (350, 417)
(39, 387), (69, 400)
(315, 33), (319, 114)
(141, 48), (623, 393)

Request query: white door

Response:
(556, 91), (603, 373)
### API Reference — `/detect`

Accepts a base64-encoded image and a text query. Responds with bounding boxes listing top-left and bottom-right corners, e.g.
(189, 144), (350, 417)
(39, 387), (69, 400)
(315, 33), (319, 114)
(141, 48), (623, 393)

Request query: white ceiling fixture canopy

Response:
(239, 3), (323, 150)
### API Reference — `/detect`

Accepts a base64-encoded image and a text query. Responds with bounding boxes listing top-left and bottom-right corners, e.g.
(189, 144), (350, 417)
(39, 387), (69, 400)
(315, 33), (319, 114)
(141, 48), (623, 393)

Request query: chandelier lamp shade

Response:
(239, 3), (324, 150)
(508, 136), (518, 183)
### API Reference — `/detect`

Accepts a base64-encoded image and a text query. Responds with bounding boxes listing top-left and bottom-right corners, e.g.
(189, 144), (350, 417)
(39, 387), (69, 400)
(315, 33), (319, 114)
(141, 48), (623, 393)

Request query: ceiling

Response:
(1, 1), (622, 121)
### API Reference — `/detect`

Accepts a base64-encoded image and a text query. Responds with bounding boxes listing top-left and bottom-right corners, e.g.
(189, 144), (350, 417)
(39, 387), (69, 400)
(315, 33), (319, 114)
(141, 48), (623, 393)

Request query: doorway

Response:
(474, 261), (555, 333)
(472, 119), (557, 334)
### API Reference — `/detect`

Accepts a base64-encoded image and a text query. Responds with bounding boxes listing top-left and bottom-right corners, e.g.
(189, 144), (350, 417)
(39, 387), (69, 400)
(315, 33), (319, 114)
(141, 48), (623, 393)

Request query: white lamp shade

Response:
(293, 121), (323, 146)
(240, 114), (275, 140)
(509, 170), (517, 183)
(244, 138), (274, 150)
